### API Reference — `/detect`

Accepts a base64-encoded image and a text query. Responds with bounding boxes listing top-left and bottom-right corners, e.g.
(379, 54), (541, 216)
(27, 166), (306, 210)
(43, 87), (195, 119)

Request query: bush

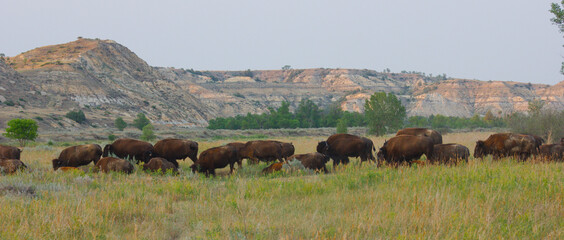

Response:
(4, 100), (15, 106)
(336, 118), (348, 134)
(108, 134), (117, 141)
(133, 113), (150, 130)
(65, 110), (86, 124)
(140, 124), (156, 141)
(114, 117), (127, 131)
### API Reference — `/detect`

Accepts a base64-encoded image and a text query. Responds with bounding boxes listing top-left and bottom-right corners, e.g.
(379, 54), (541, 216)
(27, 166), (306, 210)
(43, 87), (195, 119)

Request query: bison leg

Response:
(229, 163), (235, 174)
(169, 159), (180, 168)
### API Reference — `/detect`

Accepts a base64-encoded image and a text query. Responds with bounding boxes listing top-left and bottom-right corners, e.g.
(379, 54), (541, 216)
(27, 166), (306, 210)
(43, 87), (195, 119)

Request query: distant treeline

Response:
(207, 99), (505, 131)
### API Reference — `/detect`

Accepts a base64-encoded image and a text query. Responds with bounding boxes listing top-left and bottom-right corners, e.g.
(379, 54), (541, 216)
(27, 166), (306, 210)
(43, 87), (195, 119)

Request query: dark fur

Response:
(52, 144), (103, 170)
(431, 143), (470, 164)
(95, 157), (134, 174)
(396, 128), (443, 144)
(239, 140), (283, 164)
(142, 157), (178, 174)
(538, 144), (563, 161)
(474, 133), (537, 161)
(316, 134), (375, 167)
(273, 141), (295, 160)
(191, 145), (238, 176)
(0, 159), (27, 174)
(226, 142), (246, 168)
(153, 138), (198, 167)
(103, 138), (154, 164)
(0, 145), (22, 160)
(288, 153), (330, 173)
(377, 135), (435, 166)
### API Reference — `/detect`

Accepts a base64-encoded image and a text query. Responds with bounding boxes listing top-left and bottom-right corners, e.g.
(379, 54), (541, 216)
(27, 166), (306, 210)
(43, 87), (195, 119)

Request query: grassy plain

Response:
(0, 132), (562, 239)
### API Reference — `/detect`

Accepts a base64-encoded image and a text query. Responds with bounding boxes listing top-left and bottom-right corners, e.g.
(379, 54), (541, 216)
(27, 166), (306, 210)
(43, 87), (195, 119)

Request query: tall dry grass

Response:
(0, 132), (562, 239)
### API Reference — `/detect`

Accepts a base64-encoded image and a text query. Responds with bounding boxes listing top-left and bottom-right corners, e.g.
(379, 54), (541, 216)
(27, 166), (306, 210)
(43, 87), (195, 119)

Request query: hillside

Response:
(1, 38), (563, 130)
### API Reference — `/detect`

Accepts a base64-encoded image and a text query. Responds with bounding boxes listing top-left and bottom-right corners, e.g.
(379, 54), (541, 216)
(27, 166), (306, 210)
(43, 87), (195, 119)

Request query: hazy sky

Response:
(2, 0), (563, 85)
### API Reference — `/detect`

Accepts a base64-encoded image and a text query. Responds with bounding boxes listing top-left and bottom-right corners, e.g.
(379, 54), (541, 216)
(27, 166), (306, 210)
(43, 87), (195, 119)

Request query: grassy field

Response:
(0, 132), (562, 239)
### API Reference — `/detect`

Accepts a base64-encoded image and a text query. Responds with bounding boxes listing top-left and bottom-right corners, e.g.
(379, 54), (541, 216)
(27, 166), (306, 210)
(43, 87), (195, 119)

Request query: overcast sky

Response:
(2, 0), (562, 85)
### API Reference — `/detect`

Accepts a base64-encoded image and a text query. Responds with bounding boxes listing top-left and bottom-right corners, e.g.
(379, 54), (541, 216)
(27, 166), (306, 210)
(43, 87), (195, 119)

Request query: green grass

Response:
(1, 154), (562, 239)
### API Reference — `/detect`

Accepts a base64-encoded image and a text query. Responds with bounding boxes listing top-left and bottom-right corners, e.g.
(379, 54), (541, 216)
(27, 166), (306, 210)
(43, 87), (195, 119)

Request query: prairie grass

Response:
(0, 132), (562, 239)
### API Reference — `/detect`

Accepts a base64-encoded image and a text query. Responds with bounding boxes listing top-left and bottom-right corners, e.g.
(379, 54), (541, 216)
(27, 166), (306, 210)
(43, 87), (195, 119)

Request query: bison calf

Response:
(95, 157), (134, 174)
(538, 144), (563, 162)
(0, 159), (27, 174)
(262, 162), (284, 174)
(431, 144), (470, 164)
(142, 157), (178, 174)
(288, 153), (330, 173)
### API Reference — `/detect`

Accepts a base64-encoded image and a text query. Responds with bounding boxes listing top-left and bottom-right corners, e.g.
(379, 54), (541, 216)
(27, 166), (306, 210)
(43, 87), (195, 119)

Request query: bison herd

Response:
(0, 128), (563, 176)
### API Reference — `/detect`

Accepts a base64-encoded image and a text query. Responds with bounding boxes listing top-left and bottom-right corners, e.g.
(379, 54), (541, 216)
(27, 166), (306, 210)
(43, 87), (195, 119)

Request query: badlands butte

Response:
(1, 38), (563, 131)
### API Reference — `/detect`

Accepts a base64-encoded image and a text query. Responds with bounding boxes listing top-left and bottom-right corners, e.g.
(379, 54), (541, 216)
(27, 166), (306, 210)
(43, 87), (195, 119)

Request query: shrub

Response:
(65, 110), (86, 124)
(141, 124), (156, 141)
(133, 113), (150, 130)
(108, 134), (117, 141)
(114, 117), (127, 131)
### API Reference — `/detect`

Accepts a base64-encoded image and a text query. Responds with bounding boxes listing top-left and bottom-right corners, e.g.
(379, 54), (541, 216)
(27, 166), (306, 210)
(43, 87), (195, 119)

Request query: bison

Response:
(52, 144), (103, 170)
(0, 145), (22, 160)
(239, 140), (283, 164)
(396, 128), (443, 145)
(95, 157), (134, 174)
(190, 145), (239, 176)
(288, 153), (330, 173)
(431, 143), (470, 164)
(142, 157), (178, 174)
(262, 162), (284, 174)
(377, 135), (434, 167)
(538, 144), (563, 161)
(316, 134), (375, 167)
(273, 141), (295, 160)
(226, 142), (246, 168)
(0, 159), (27, 174)
(103, 138), (154, 164)
(474, 133), (537, 161)
(153, 138), (198, 167)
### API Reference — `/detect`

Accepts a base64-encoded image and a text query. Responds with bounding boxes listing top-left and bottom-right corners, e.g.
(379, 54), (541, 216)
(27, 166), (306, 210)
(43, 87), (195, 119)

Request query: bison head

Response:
(377, 147), (387, 161)
(102, 145), (112, 157)
(52, 159), (63, 170)
(474, 141), (485, 159)
(316, 141), (329, 154)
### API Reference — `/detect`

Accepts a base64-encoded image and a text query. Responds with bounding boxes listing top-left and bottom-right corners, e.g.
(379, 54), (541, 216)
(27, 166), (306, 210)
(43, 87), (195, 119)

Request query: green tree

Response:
(133, 113), (151, 130)
(114, 117), (127, 131)
(551, 1), (564, 73)
(140, 124), (156, 141)
(364, 92), (406, 136)
(295, 99), (321, 128)
(528, 99), (545, 115)
(336, 118), (348, 134)
(65, 110), (86, 124)
(3, 119), (38, 147)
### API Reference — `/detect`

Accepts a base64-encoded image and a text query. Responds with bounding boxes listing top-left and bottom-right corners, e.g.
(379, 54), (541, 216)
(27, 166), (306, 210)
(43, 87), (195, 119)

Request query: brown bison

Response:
(190, 145), (239, 176)
(396, 128), (443, 145)
(52, 144), (103, 170)
(262, 162), (284, 174)
(103, 138), (154, 164)
(0, 159), (27, 174)
(431, 143), (470, 164)
(273, 141), (295, 160)
(142, 157), (178, 174)
(95, 157), (134, 174)
(288, 153), (330, 173)
(474, 133), (537, 161)
(153, 138), (198, 167)
(316, 134), (375, 167)
(538, 144), (563, 161)
(377, 135), (434, 166)
(226, 142), (246, 168)
(239, 140), (283, 164)
(0, 145), (22, 160)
